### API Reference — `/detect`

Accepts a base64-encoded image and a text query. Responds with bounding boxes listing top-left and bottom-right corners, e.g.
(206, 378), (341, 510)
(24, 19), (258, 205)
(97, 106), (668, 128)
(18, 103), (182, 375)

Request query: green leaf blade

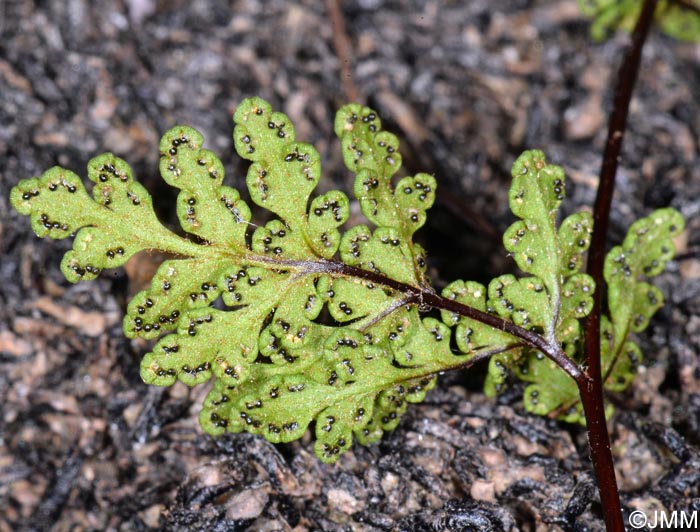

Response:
(605, 207), (684, 352)
(601, 207), (684, 400)
(558, 211), (594, 274)
(439, 280), (515, 354)
(306, 190), (350, 258)
(579, 0), (700, 42)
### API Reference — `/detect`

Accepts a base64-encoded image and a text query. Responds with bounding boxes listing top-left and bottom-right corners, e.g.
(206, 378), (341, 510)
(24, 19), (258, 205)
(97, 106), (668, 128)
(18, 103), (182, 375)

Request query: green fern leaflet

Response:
(10, 98), (683, 460)
(579, 0), (700, 42)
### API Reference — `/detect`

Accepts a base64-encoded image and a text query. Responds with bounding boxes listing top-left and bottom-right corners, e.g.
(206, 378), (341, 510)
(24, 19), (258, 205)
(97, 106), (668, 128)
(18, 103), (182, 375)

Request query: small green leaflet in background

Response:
(578, 0), (700, 42)
(10, 98), (684, 459)
(601, 208), (684, 394)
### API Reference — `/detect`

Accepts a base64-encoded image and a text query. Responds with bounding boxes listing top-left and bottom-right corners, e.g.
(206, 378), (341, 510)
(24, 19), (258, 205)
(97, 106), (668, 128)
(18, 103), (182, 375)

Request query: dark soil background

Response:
(1, 1), (700, 530)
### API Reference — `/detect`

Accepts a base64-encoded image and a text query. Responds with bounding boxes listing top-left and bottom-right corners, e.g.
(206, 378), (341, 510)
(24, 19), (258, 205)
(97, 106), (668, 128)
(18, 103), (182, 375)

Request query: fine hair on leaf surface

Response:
(10, 97), (684, 462)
